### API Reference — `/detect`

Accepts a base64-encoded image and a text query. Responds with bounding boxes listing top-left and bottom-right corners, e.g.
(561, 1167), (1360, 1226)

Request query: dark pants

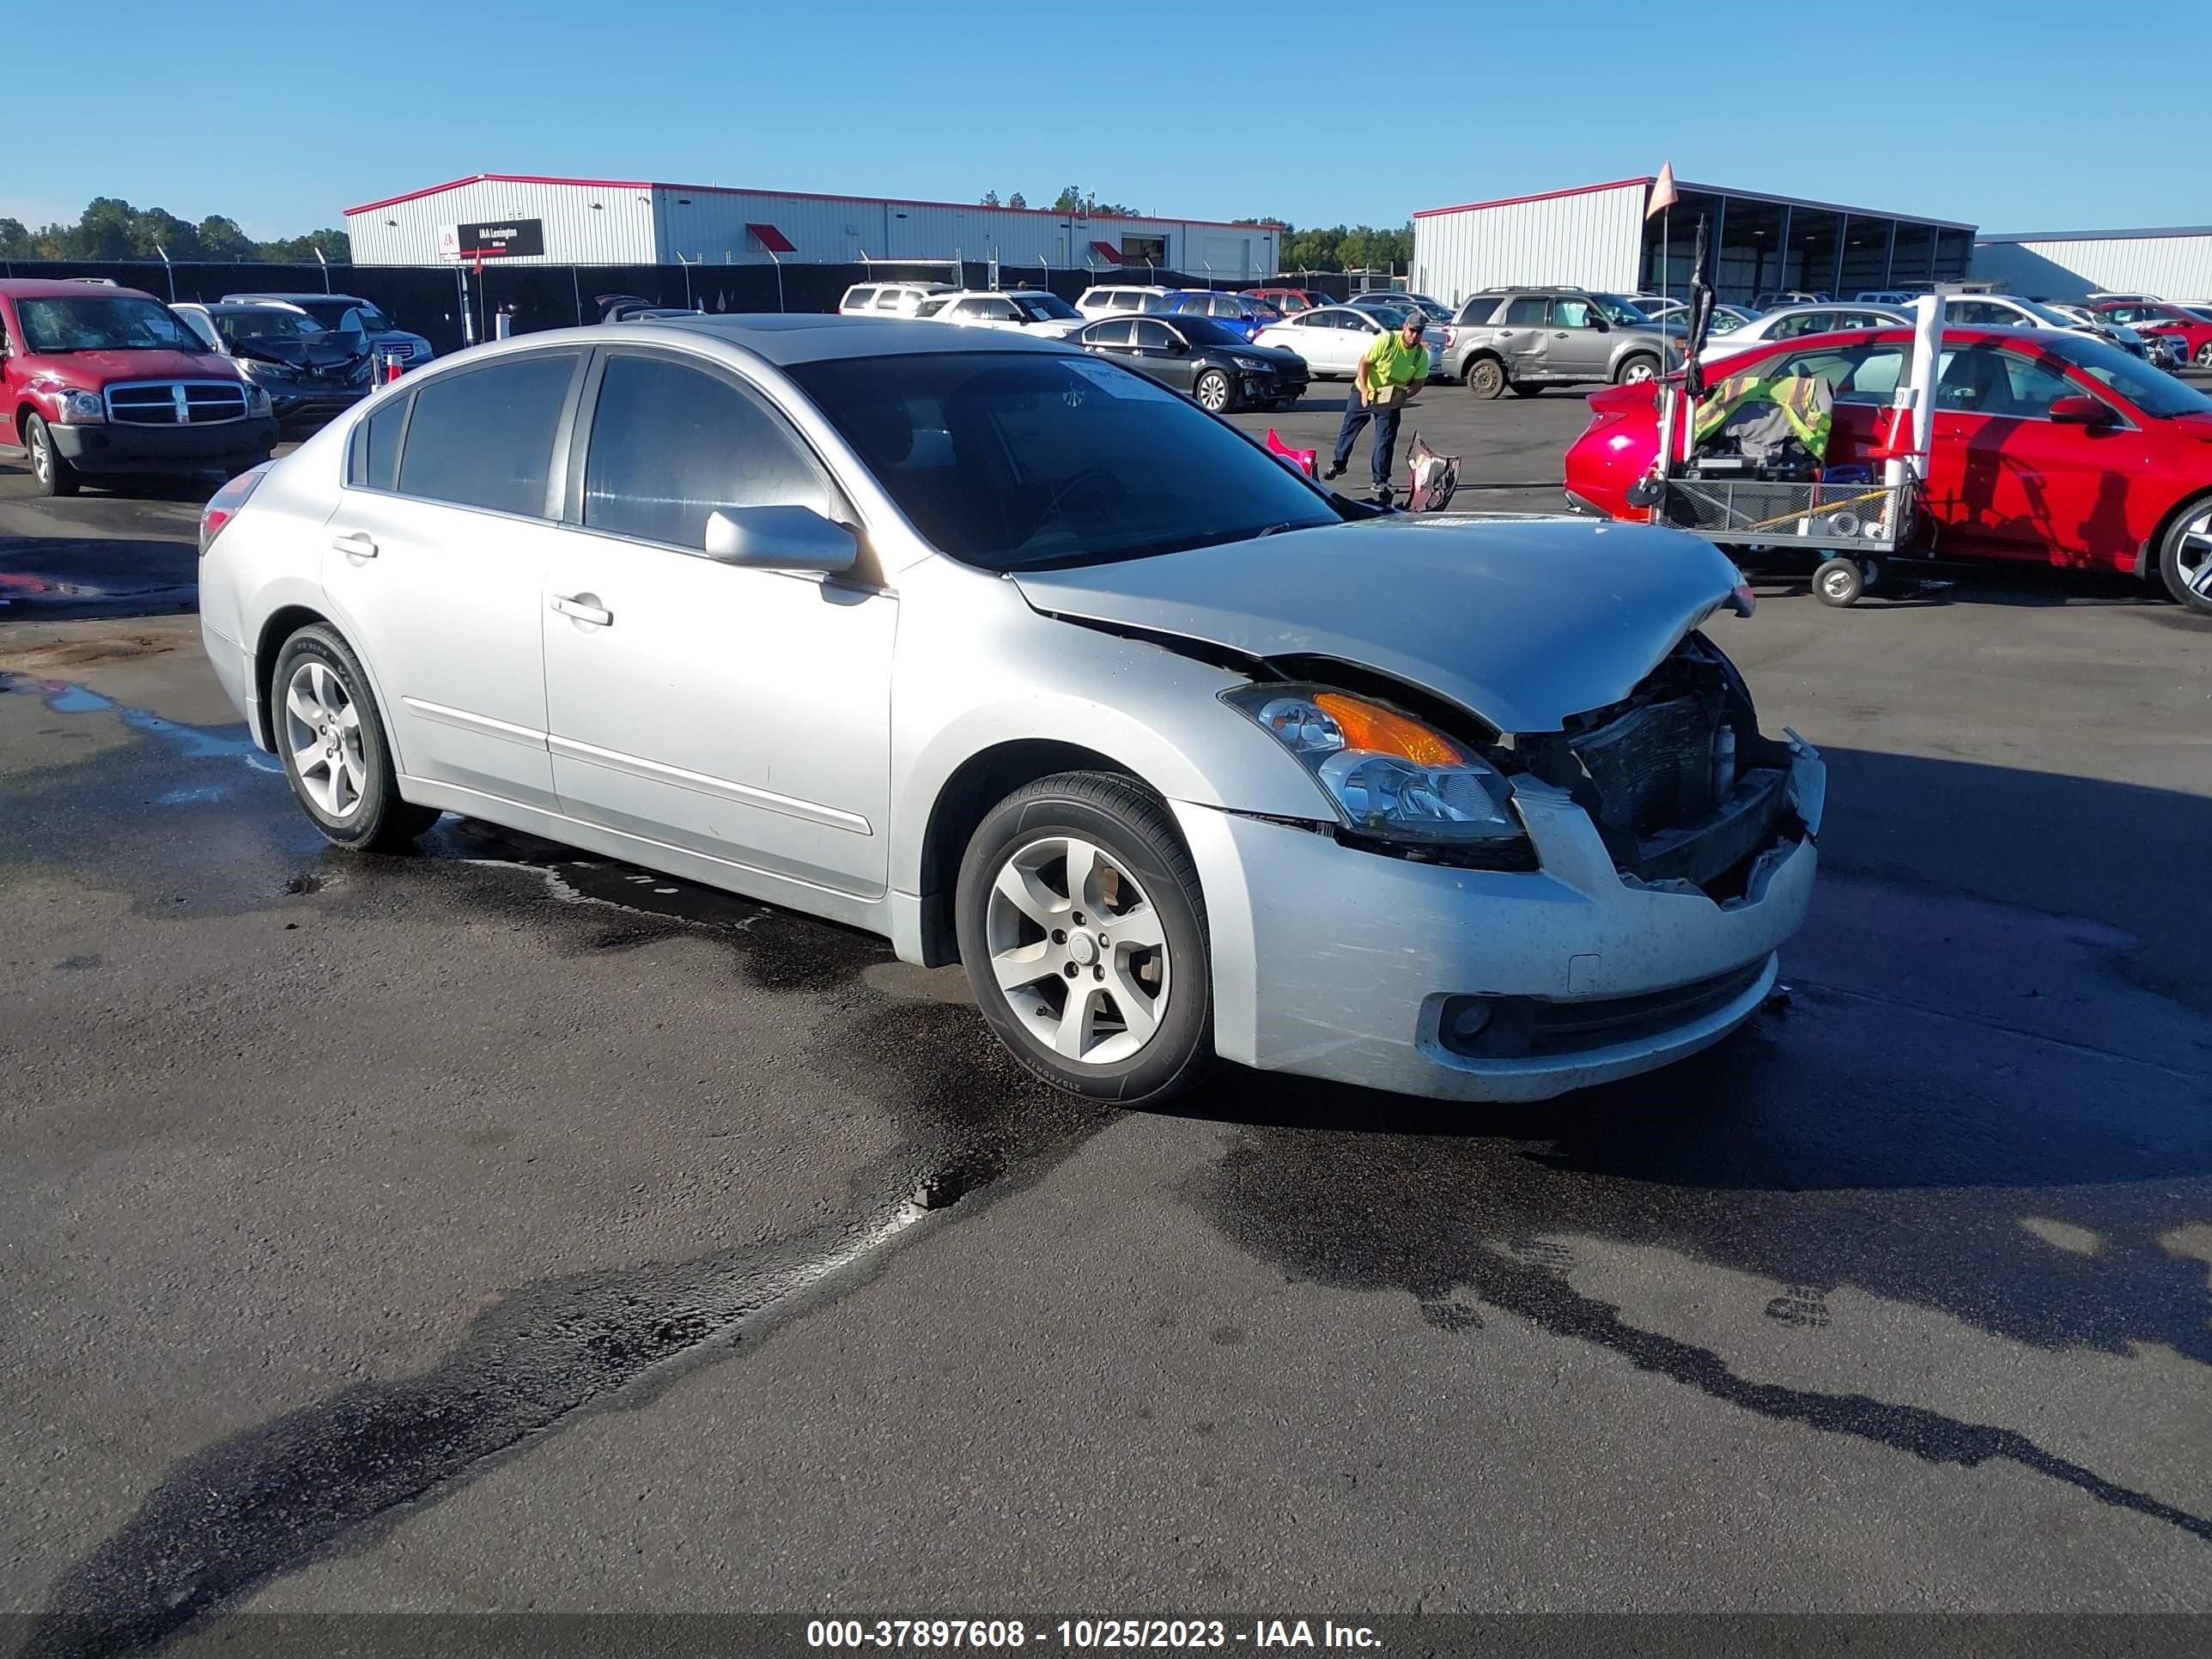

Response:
(1332, 385), (1401, 490)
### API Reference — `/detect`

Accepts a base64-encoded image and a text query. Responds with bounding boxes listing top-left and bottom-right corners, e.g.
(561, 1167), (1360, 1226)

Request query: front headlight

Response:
(52, 389), (106, 425)
(1224, 684), (1528, 851)
(1229, 355), (1268, 371)
(245, 385), (274, 416)
(240, 358), (297, 383)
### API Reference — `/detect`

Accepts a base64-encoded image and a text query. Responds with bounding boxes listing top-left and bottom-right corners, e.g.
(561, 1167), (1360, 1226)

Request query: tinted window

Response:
(1111, 290), (1148, 311)
(1504, 297), (1548, 325)
(1132, 319), (1176, 349)
(843, 287), (876, 308)
(395, 353), (578, 516)
(1084, 319), (1137, 346)
(873, 290), (905, 311)
(787, 351), (1337, 571)
(583, 355), (831, 550)
(350, 395), (408, 490)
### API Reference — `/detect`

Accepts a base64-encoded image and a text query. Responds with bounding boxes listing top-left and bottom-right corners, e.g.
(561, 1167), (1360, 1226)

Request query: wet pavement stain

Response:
(20, 800), (1117, 1659)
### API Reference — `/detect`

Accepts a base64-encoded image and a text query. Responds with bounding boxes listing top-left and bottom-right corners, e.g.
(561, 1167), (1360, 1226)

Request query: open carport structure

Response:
(1413, 176), (1978, 308)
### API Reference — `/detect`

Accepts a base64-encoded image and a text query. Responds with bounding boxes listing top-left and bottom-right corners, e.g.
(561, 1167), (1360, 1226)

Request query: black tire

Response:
(2196, 342), (2212, 369)
(1614, 353), (1661, 386)
(2154, 495), (2212, 614)
(955, 770), (1216, 1105)
(24, 414), (80, 498)
(1814, 556), (1863, 608)
(1194, 370), (1233, 414)
(1510, 382), (1544, 398)
(1464, 356), (1506, 399)
(270, 623), (441, 850)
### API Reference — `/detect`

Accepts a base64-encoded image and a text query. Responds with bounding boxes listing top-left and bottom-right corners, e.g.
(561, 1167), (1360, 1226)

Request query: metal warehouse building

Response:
(344, 173), (1280, 279)
(1413, 176), (1977, 308)
(1972, 228), (2212, 302)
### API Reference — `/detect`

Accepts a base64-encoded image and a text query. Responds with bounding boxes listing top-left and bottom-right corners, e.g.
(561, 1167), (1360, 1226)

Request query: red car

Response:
(2087, 301), (2212, 369)
(0, 278), (276, 496)
(1564, 325), (2212, 614)
(1243, 286), (1327, 314)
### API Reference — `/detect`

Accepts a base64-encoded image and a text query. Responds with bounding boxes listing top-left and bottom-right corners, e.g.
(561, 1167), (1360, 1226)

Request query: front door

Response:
(541, 349), (894, 898)
(0, 302), (23, 447)
(319, 349), (584, 811)
(1547, 295), (1613, 380)
(1129, 319), (1198, 392)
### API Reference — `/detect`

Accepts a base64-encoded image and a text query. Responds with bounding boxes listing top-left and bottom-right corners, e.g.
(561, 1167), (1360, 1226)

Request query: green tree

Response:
(197, 215), (255, 260)
(0, 217), (34, 259)
(70, 197), (137, 260)
(980, 190), (1001, 208)
(1006, 191), (1027, 210)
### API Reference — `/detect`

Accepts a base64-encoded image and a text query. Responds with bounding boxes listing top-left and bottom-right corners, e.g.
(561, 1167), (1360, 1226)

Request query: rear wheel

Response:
(2195, 342), (2212, 368)
(1194, 370), (1232, 413)
(955, 771), (1215, 1104)
(273, 624), (441, 849)
(2155, 498), (2212, 615)
(1615, 353), (1660, 386)
(25, 415), (80, 498)
(1464, 357), (1506, 399)
(1814, 556), (1864, 608)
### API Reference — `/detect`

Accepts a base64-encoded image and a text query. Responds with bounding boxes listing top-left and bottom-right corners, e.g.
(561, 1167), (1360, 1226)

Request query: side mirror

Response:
(2048, 394), (2115, 426)
(1588, 314), (1611, 332)
(702, 506), (859, 574)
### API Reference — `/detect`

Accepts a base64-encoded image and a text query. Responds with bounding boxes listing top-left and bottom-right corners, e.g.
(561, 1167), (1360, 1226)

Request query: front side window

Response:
(1934, 345), (2073, 416)
(16, 295), (206, 354)
(583, 355), (832, 550)
(788, 351), (1338, 571)
(1553, 297), (1597, 329)
(1132, 319), (1176, 349)
(1765, 343), (1909, 405)
(393, 352), (580, 517)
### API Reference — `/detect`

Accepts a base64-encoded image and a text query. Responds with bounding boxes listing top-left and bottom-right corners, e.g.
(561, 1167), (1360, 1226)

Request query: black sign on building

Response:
(447, 218), (547, 258)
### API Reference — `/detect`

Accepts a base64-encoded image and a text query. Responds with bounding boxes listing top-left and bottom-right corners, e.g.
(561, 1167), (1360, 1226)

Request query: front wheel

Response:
(2155, 499), (2212, 614)
(25, 415), (80, 498)
(1464, 357), (1506, 399)
(1194, 370), (1232, 413)
(1615, 354), (1660, 386)
(273, 624), (442, 849)
(955, 771), (1215, 1104)
(2195, 342), (2212, 368)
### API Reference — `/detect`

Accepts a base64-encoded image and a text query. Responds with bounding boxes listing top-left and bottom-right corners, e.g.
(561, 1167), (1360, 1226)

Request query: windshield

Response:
(1589, 293), (1654, 325)
(216, 308), (322, 343)
(1011, 293), (1079, 321)
(2052, 334), (2212, 418)
(2008, 298), (2081, 330)
(1170, 315), (1261, 349)
(788, 351), (1339, 570)
(17, 296), (209, 354)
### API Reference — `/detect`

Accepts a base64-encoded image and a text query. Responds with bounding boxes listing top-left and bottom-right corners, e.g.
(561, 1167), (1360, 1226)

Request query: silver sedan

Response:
(197, 317), (1822, 1105)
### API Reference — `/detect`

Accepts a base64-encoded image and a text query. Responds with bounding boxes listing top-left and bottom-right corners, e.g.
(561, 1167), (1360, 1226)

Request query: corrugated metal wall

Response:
(1413, 185), (1644, 306)
(1972, 235), (2212, 302)
(347, 179), (658, 266)
(349, 179), (1278, 276)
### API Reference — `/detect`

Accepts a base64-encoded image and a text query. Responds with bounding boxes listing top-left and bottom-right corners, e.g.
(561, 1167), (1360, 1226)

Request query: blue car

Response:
(1152, 289), (1285, 342)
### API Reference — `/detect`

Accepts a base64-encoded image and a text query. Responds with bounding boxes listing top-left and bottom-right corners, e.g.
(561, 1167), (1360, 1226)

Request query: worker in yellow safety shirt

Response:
(1324, 311), (1429, 504)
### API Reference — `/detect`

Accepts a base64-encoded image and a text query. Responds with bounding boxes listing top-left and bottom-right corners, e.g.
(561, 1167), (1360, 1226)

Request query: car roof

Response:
(647, 313), (1081, 364)
(0, 277), (161, 301)
(222, 290), (373, 302)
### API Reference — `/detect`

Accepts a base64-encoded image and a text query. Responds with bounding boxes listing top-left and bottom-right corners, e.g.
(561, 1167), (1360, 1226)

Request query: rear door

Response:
(540, 348), (895, 896)
(320, 350), (584, 811)
(1493, 295), (1552, 379)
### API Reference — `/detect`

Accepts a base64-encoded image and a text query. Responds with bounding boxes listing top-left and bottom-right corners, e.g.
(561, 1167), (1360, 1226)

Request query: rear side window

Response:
(582, 354), (833, 550)
(349, 395), (408, 490)
(843, 286), (876, 309)
(395, 353), (580, 517)
(1504, 297), (1548, 325)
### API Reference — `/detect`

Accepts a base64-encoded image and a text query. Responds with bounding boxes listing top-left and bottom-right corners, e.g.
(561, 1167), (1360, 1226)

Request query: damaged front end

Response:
(1505, 633), (1820, 904)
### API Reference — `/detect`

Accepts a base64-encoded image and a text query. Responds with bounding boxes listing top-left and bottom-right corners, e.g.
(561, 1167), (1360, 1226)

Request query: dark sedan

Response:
(1073, 313), (1309, 412)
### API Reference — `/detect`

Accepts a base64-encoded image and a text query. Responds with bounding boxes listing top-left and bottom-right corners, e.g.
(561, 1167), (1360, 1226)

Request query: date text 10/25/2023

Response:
(805, 1619), (1383, 1650)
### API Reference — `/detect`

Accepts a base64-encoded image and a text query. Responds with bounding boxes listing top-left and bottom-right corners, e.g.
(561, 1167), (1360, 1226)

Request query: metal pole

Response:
(155, 245), (173, 302)
(1661, 211), (1669, 306)
(571, 264), (582, 325)
(315, 246), (331, 293)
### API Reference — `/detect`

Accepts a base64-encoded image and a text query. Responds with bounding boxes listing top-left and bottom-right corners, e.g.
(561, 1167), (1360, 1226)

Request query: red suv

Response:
(1564, 325), (2212, 614)
(0, 278), (277, 496)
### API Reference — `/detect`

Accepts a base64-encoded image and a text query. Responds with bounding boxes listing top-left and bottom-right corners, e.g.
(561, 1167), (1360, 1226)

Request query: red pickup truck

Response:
(0, 278), (278, 496)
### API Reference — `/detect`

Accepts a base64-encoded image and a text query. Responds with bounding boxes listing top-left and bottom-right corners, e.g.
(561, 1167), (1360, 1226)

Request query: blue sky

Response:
(10, 0), (2209, 241)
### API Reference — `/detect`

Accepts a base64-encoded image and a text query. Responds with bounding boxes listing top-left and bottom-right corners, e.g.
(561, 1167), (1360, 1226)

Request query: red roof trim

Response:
(1089, 240), (1122, 264)
(746, 222), (796, 254)
(1413, 177), (1653, 220)
(345, 173), (1282, 232)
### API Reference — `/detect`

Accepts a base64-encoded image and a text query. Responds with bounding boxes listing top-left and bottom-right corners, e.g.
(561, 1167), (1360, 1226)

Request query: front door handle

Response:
(550, 593), (613, 628)
(331, 531), (377, 559)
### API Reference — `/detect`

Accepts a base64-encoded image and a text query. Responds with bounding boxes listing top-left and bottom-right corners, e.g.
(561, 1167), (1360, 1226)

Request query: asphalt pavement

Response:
(4, 393), (2212, 1655)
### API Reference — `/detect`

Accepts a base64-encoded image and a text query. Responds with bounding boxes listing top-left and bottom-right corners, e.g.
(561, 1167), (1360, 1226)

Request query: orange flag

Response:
(1649, 161), (1679, 218)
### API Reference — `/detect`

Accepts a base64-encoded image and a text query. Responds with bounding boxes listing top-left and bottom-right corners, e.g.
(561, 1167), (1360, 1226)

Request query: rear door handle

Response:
(331, 531), (377, 559)
(550, 594), (613, 627)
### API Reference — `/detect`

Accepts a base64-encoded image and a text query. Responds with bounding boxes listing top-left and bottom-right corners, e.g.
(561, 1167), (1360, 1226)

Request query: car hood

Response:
(231, 335), (368, 369)
(23, 347), (239, 386)
(1012, 515), (1749, 733)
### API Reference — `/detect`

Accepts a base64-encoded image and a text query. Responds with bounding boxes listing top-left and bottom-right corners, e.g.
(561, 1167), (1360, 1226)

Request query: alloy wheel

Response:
(1620, 359), (1657, 384)
(29, 425), (51, 488)
(1196, 373), (1231, 412)
(985, 834), (1170, 1066)
(2175, 509), (2212, 603)
(283, 659), (368, 820)
(2197, 343), (2212, 368)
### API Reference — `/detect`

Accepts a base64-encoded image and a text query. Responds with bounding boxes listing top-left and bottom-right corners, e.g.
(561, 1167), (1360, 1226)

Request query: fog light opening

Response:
(1443, 997), (1497, 1048)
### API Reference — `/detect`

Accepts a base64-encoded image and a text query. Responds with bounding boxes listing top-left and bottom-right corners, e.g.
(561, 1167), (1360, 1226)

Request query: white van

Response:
(837, 282), (957, 318)
(1075, 284), (1170, 320)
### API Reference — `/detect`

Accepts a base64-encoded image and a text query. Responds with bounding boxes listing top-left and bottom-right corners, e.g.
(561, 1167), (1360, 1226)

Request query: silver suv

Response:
(1446, 288), (1674, 398)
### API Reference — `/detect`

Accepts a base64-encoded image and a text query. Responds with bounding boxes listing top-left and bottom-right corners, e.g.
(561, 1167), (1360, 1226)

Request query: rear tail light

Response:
(1443, 325), (1457, 349)
(200, 462), (273, 556)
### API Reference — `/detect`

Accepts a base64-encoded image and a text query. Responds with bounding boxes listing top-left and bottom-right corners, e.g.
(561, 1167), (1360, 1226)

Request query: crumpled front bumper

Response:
(1176, 736), (1824, 1102)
